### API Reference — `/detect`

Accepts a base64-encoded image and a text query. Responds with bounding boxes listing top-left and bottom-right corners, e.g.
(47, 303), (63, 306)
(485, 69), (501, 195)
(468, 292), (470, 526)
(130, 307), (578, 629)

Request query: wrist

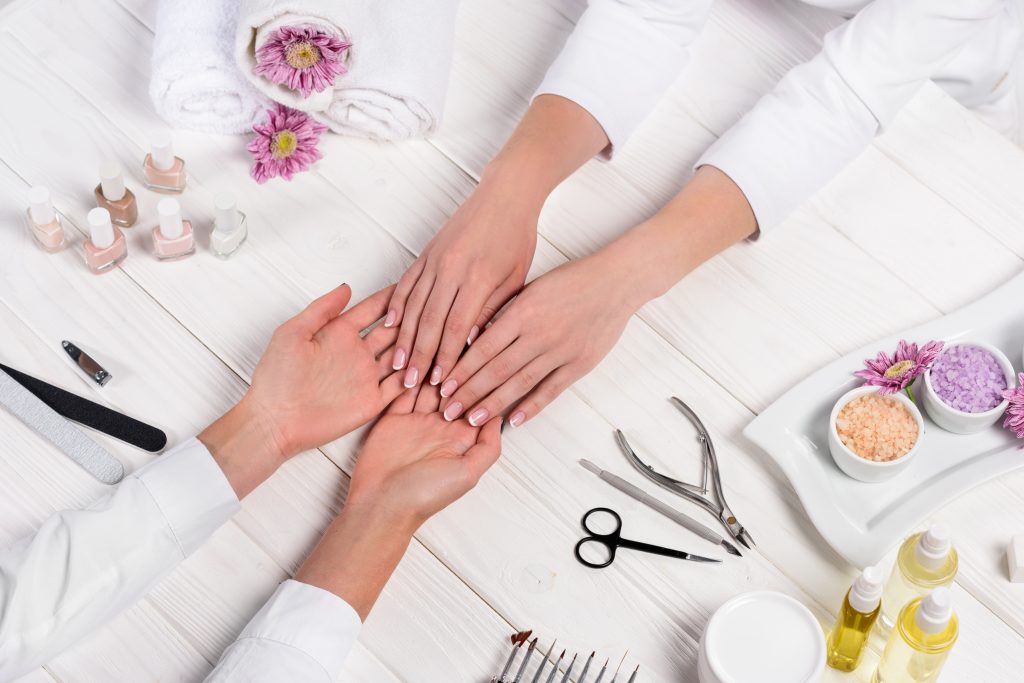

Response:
(592, 234), (667, 312)
(197, 398), (289, 499)
(478, 158), (550, 218)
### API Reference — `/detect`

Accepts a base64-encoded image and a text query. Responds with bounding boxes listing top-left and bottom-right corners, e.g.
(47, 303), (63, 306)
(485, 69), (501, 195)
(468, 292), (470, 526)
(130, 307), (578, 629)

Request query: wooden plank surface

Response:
(2, 0), (1023, 681)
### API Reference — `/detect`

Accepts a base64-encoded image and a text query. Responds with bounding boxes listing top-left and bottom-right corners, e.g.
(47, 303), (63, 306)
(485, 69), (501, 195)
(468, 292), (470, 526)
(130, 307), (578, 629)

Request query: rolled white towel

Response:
(236, 0), (459, 140)
(151, 0), (270, 135)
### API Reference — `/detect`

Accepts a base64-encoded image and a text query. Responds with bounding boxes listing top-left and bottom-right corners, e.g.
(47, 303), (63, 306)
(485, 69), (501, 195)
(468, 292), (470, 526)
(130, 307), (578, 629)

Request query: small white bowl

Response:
(922, 341), (1015, 434)
(828, 386), (924, 483)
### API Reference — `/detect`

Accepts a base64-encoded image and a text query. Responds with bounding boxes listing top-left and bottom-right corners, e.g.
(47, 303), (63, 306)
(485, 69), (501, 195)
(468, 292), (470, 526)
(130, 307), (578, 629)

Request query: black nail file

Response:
(0, 363), (167, 453)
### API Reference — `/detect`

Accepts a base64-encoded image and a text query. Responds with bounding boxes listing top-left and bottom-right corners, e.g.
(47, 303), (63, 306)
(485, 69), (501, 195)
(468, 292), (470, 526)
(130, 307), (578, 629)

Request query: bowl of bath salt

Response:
(922, 341), (1016, 434)
(828, 386), (924, 482)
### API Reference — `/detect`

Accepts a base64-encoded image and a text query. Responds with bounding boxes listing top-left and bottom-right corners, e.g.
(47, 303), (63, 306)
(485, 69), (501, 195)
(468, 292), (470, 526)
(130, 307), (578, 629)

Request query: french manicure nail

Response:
(393, 348), (407, 371)
(440, 379), (458, 398)
(467, 325), (480, 346)
(384, 309), (397, 328)
(509, 411), (526, 428)
(443, 401), (463, 422)
(468, 408), (490, 427)
(430, 366), (442, 385)
(403, 367), (419, 388)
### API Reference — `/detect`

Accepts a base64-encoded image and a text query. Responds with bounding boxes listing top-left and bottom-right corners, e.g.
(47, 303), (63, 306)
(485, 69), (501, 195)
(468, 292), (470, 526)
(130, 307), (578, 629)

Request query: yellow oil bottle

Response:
(873, 588), (958, 683)
(826, 565), (884, 672)
(879, 525), (957, 633)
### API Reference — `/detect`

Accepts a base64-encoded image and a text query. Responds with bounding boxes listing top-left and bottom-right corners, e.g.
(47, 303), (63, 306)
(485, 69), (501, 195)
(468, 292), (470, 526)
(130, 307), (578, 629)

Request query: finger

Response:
(342, 284), (397, 331)
(377, 347), (398, 381)
(365, 320), (400, 356)
(462, 417), (503, 483)
(380, 372), (407, 408)
(444, 339), (538, 425)
(414, 384), (442, 414)
(393, 271), (436, 374)
(463, 354), (558, 428)
(385, 258), (427, 329)
(469, 279), (521, 342)
(406, 280), (458, 389)
(386, 384), (419, 415)
(288, 284), (352, 337)
(432, 287), (490, 388)
(507, 364), (579, 428)
(438, 317), (519, 404)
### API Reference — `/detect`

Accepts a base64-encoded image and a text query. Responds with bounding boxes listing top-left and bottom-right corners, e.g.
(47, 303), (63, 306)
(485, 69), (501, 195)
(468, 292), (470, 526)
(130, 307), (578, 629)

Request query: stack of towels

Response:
(150, 0), (459, 140)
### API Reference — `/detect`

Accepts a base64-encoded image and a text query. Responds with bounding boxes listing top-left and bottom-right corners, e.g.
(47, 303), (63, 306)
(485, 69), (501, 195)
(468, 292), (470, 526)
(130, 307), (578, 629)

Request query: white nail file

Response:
(0, 369), (124, 484)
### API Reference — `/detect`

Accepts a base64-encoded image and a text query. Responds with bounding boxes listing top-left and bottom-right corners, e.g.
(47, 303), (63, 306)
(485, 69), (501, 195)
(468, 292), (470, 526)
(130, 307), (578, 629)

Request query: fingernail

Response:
(403, 367), (419, 388)
(384, 309), (397, 328)
(443, 401), (464, 422)
(430, 366), (442, 385)
(440, 379), (458, 398)
(468, 408), (489, 427)
(393, 348), (407, 370)
(467, 325), (480, 346)
(509, 411), (526, 428)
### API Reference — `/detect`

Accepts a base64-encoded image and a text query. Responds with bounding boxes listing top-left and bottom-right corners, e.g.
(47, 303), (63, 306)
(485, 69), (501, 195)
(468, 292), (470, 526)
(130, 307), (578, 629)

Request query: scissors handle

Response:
(574, 536), (617, 568)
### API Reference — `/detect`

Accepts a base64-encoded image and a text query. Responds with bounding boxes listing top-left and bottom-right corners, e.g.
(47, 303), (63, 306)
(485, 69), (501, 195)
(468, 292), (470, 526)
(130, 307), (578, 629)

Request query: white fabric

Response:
(538, 0), (1020, 232)
(0, 439), (362, 683)
(150, 0), (270, 135)
(236, 0), (460, 140)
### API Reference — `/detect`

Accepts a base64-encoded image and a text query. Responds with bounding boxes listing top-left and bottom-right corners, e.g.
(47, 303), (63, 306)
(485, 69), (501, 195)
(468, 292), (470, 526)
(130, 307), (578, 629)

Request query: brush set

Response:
(491, 631), (638, 683)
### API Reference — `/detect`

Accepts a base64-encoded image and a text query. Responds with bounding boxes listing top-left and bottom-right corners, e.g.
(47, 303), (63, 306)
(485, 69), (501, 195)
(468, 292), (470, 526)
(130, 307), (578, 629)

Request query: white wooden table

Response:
(2, 0), (1023, 681)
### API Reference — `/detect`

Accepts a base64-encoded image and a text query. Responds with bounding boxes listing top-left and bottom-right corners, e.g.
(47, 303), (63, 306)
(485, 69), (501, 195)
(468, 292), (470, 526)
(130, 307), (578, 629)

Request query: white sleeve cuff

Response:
(133, 437), (240, 556)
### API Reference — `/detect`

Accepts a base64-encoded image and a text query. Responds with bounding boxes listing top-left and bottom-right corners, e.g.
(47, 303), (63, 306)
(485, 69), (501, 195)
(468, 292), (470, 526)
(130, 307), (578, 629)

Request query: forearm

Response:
(198, 397), (287, 499)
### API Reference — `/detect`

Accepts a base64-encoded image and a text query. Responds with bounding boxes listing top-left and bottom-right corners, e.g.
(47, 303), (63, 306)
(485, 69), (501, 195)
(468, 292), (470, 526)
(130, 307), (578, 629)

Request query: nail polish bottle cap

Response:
(99, 161), (126, 201)
(150, 132), (175, 171)
(916, 524), (951, 570)
(27, 186), (56, 225)
(214, 192), (239, 234)
(915, 587), (953, 634)
(87, 207), (115, 248)
(157, 198), (184, 239)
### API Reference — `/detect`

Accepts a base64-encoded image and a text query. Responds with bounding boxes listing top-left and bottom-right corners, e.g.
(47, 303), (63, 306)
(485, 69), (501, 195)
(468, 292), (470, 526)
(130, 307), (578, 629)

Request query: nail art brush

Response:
(513, 637), (538, 682)
(530, 639), (557, 683)
(558, 653), (577, 683)
(608, 652), (627, 683)
(626, 665), (639, 683)
(495, 631), (531, 682)
(578, 651), (595, 682)
(544, 650), (565, 683)
(579, 459), (741, 557)
(593, 658), (609, 683)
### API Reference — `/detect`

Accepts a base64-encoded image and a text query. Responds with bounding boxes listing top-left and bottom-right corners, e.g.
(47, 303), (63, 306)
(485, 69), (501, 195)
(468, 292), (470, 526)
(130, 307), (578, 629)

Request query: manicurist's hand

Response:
(295, 385), (502, 619)
(199, 283), (404, 498)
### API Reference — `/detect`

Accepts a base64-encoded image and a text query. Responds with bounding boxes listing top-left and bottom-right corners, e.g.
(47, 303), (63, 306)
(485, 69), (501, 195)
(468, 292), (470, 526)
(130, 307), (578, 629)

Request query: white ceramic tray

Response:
(744, 271), (1024, 567)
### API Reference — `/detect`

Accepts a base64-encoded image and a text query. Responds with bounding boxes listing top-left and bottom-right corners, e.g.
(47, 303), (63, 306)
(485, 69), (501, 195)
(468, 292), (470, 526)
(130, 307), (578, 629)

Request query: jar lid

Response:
(699, 591), (825, 683)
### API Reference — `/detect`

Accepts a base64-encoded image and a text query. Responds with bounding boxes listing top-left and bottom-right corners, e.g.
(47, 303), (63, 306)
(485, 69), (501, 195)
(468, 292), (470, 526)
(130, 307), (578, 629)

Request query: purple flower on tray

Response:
(248, 104), (328, 183)
(1002, 373), (1024, 439)
(255, 25), (351, 98)
(855, 339), (944, 397)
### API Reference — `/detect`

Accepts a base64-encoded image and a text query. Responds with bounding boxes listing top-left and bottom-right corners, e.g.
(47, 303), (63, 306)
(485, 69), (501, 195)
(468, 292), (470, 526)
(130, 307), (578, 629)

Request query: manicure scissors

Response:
(615, 397), (756, 550)
(573, 507), (719, 569)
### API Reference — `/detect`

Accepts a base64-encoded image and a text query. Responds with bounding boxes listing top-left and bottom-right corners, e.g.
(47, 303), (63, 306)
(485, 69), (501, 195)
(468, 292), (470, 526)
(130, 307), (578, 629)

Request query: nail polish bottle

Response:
(94, 161), (138, 227)
(84, 207), (127, 274)
(210, 192), (248, 258)
(143, 133), (186, 193)
(152, 198), (195, 261)
(25, 186), (68, 253)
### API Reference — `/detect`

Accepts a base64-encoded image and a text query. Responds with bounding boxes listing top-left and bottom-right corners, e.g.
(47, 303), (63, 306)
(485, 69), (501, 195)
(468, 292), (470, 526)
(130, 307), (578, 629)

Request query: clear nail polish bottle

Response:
(25, 186), (67, 253)
(143, 133), (186, 194)
(94, 161), (138, 227)
(84, 207), (127, 274)
(152, 198), (195, 261)
(210, 192), (248, 259)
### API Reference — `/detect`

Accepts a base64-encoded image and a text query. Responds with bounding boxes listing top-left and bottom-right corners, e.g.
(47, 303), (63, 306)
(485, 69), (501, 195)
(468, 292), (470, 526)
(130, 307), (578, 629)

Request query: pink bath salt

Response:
(835, 394), (918, 462)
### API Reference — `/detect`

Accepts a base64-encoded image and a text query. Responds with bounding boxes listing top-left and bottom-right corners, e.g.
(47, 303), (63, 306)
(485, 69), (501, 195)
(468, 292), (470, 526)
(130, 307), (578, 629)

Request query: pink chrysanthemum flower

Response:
(254, 25), (351, 97)
(854, 339), (944, 396)
(1001, 373), (1024, 439)
(248, 104), (328, 183)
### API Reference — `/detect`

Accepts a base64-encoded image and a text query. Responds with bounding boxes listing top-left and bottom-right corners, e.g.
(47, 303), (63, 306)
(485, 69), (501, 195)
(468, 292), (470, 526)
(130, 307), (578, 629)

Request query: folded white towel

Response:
(236, 0), (459, 140)
(151, 0), (270, 135)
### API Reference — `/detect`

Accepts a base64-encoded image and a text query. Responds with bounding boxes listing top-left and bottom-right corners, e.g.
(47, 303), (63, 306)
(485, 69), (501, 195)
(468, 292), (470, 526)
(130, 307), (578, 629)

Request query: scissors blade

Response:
(683, 552), (722, 564)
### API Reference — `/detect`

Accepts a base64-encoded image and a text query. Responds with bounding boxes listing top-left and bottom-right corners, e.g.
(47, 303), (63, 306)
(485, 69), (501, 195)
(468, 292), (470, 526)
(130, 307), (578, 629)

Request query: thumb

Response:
(462, 417), (503, 483)
(290, 284), (352, 337)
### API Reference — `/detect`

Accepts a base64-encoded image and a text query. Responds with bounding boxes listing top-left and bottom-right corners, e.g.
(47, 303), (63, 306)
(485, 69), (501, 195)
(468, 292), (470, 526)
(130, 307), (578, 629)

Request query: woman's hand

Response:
(438, 249), (645, 429)
(385, 181), (539, 391)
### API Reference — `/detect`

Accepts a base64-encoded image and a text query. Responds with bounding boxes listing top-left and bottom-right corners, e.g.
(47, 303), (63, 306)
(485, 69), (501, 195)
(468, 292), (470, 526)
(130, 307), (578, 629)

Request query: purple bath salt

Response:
(929, 345), (1008, 413)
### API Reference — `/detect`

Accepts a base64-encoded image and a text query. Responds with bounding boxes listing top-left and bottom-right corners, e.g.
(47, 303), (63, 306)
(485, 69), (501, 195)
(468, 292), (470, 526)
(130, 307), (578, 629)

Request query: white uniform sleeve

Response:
(535, 0), (714, 156)
(697, 0), (1009, 233)
(0, 438), (240, 681)
(204, 580), (362, 683)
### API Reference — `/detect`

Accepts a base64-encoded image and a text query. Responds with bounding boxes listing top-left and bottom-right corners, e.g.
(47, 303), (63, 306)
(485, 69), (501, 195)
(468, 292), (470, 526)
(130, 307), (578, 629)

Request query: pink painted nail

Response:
(443, 401), (464, 422)
(384, 309), (397, 328)
(509, 411), (526, 428)
(467, 325), (480, 346)
(468, 408), (490, 427)
(393, 348), (407, 371)
(440, 378), (458, 398)
(403, 367), (419, 388)
(430, 366), (442, 386)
